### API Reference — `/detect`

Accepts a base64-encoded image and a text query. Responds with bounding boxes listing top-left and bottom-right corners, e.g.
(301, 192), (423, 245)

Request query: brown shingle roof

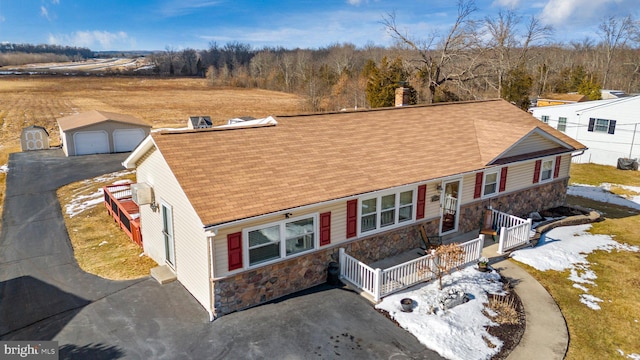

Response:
(57, 110), (150, 131)
(150, 99), (585, 226)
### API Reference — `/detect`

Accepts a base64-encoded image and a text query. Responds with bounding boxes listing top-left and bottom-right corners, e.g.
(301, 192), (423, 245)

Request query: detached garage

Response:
(57, 110), (151, 156)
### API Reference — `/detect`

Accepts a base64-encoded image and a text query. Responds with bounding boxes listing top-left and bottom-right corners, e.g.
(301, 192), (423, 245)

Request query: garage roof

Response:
(57, 110), (150, 131)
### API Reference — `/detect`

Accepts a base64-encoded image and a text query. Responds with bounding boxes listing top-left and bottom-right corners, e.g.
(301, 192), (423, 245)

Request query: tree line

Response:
(148, 2), (640, 111)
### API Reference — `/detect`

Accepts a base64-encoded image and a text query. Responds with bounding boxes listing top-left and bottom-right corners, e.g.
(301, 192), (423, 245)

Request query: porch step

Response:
(339, 277), (377, 303)
(151, 265), (177, 285)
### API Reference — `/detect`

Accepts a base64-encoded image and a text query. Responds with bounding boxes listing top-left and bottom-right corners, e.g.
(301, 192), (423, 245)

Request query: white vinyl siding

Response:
(500, 132), (564, 159)
(136, 149), (211, 312)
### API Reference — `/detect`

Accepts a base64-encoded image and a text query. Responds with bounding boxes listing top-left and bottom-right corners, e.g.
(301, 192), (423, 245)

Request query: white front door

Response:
(161, 202), (175, 267)
(440, 179), (461, 234)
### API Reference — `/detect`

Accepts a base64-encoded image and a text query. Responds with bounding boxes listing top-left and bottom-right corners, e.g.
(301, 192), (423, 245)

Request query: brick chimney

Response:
(395, 87), (410, 107)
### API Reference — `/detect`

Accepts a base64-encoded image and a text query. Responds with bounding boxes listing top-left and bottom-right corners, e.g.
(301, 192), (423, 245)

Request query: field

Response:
(0, 76), (304, 230)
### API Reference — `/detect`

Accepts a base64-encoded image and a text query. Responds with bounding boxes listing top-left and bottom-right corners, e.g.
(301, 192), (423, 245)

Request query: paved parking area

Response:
(0, 150), (442, 359)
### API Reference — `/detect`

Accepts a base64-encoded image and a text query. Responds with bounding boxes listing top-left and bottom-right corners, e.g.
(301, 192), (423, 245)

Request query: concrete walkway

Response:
(482, 241), (569, 360)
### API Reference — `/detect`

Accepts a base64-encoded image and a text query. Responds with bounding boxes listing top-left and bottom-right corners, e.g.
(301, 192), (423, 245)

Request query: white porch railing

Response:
(339, 236), (484, 302)
(488, 208), (533, 254)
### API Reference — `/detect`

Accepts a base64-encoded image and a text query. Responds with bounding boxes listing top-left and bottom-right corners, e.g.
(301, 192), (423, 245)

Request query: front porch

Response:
(339, 209), (532, 303)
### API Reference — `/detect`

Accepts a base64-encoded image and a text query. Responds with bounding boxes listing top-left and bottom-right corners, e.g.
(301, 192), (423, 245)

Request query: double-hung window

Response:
(541, 159), (553, 182)
(541, 115), (549, 124)
(557, 117), (567, 132)
(246, 215), (316, 266)
(483, 172), (499, 196)
(360, 189), (414, 234)
(594, 119), (609, 132)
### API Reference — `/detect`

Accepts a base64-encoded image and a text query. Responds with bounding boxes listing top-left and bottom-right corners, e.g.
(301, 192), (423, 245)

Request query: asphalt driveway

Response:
(0, 149), (442, 359)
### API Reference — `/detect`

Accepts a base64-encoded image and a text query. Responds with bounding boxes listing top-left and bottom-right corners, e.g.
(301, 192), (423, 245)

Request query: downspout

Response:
(206, 233), (216, 322)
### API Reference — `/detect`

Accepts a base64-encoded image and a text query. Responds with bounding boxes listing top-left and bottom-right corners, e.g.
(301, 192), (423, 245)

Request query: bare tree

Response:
(484, 10), (552, 97)
(382, 0), (483, 103)
(599, 15), (636, 88)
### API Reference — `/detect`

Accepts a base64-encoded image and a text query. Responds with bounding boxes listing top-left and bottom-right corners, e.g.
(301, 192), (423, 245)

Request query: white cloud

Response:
(51, 0), (60, 4)
(48, 30), (132, 50)
(40, 6), (50, 20)
(491, 0), (521, 8)
(159, 0), (221, 17)
(539, 0), (638, 27)
(347, 0), (363, 4)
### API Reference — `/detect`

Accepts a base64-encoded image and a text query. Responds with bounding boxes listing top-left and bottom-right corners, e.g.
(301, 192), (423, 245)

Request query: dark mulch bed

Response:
(539, 206), (589, 218)
(375, 274), (526, 360)
(485, 284), (526, 360)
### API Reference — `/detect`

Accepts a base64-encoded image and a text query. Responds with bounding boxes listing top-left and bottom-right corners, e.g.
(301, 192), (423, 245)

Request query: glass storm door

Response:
(441, 180), (460, 234)
(161, 203), (175, 267)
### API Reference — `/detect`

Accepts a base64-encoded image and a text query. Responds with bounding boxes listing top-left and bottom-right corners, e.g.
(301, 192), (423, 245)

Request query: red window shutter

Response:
(319, 212), (331, 246)
(416, 184), (426, 219)
(533, 159), (542, 184)
(554, 155), (562, 178)
(346, 199), (357, 238)
(474, 172), (483, 199)
(227, 232), (243, 271)
(499, 167), (508, 192)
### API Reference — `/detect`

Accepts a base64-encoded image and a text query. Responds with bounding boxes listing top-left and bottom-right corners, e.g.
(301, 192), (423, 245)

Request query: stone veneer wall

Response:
(212, 218), (440, 317)
(458, 179), (568, 234)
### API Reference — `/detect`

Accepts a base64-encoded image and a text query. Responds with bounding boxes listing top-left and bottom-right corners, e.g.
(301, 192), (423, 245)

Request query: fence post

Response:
(497, 227), (507, 254)
(477, 234), (485, 260)
(374, 268), (383, 302)
(339, 248), (345, 279)
(526, 218), (533, 243)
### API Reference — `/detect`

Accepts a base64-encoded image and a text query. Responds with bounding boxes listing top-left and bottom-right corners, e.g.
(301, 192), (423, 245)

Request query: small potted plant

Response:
(400, 298), (413, 312)
(477, 257), (489, 272)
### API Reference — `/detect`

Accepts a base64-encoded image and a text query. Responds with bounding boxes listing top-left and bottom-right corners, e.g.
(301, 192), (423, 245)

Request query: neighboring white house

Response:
(530, 96), (640, 166)
(123, 99), (585, 320)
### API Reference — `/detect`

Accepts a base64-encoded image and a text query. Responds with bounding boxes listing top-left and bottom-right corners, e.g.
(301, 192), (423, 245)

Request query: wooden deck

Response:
(103, 184), (142, 246)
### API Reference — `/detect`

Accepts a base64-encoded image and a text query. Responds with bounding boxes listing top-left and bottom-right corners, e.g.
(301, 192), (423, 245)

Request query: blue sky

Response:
(0, 0), (637, 51)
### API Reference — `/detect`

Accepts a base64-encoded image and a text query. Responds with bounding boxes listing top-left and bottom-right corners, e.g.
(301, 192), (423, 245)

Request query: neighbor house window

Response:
(541, 115), (549, 124)
(541, 159), (553, 181)
(557, 117), (567, 132)
(483, 172), (499, 196)
(246, 215), (316, 266)
(595, 119), (609, 132)
(588, 117), (616, 134)
(360, 189), (414, 234)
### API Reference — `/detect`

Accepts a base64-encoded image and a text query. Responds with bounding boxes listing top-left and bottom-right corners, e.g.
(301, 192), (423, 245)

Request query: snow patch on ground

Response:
(511, 224), (639, 311)
(65, 170), (134, 218)
(568, 183), (640, 210)
(0, 164), (8, 174)
(376, 266), (506, 360)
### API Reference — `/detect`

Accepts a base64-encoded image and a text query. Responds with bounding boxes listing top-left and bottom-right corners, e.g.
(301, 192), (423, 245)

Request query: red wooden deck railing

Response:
(103, 183), (142, 247)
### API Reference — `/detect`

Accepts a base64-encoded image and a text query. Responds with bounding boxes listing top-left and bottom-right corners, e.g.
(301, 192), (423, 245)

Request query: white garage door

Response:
(113, 128), (145, 153)
(73, 131), (110, 155)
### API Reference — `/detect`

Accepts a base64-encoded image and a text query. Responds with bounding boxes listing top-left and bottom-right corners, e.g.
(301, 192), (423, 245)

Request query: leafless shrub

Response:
(485, 295), (520, 325)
